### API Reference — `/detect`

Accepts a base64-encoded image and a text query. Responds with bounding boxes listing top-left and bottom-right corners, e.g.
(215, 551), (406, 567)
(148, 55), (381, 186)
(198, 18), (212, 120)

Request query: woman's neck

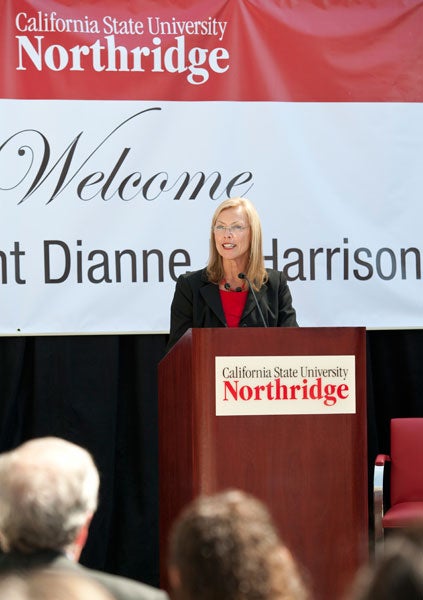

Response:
(222, 260), (247, 282)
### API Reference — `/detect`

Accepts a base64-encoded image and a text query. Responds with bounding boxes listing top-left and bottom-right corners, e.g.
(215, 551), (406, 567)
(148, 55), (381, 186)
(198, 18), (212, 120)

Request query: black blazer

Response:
(167, 268), (298, 351)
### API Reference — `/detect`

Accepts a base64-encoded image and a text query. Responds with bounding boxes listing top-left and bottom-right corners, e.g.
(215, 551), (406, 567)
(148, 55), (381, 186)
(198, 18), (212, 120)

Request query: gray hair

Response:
(0, 437), (99, 553)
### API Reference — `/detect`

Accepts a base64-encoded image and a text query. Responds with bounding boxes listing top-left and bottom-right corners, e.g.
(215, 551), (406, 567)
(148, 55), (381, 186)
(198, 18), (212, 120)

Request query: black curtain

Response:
(0, 330), (422, 586)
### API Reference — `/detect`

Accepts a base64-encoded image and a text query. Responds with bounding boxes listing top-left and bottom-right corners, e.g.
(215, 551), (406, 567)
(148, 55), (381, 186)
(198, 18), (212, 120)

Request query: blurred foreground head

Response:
(348, 525), (423, 600)
(168, 489), (310, 600)
(0, 437), (99, 558)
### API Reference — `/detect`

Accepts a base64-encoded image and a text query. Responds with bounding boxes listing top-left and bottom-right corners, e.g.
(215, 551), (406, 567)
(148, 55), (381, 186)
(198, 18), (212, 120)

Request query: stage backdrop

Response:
(1, 0), (422, 335)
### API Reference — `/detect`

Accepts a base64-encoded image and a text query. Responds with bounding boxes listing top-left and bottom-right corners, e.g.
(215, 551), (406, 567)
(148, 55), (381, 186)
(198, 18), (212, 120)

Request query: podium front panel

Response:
(159, 327), (367, 600)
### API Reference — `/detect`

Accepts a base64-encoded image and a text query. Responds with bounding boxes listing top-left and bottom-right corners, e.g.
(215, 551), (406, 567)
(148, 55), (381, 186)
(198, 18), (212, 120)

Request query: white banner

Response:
(1, 99), (422, 334)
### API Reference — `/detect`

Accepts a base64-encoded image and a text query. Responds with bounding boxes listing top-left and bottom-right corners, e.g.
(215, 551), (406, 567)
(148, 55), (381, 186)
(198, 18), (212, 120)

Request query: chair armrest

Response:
(375, 454), (391, 466)
(374, 454), (391, 552)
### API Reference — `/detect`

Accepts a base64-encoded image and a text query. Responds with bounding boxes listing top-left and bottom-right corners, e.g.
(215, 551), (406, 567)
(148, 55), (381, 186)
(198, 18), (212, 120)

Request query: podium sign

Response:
(215, 354), (356, 415)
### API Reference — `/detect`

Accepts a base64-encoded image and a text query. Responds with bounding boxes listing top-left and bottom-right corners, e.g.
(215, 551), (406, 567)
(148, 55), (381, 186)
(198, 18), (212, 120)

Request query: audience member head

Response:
(168, 488), (310, 600)
(0, 437), (99, 559)
(348, 526), (423, 600)
(0, 570), (114, 600)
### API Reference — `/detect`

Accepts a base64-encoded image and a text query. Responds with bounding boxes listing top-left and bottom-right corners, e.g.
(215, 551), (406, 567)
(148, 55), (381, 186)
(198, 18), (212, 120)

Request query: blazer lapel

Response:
(200, 282), (227, 326)
(241, 283), (268, 321)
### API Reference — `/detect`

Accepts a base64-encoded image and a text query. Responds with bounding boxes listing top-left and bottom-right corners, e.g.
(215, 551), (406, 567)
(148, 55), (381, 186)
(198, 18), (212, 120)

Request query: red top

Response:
(219, 290), (248, 327)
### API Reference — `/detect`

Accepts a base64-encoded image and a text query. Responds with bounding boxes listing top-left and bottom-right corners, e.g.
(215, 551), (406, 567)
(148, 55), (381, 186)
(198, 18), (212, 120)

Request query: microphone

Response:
(238, 273), (268, 327)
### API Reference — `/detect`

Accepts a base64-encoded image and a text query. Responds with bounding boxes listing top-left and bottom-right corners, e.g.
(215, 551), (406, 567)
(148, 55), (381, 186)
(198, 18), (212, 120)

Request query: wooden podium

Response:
(158, 327), (368, 600)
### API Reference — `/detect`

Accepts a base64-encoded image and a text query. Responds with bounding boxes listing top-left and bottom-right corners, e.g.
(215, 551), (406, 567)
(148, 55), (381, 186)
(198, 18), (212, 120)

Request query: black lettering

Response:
(282, 248), (306, 281)
(115, 249), (137, 282)
(87, 250), (112, 283)
(401, 247), (421, 279)
(353, 248), (373, 280)
(44, 240), (71, 283)
(142, 249), (164, 282)
(169, 249), (190, 281)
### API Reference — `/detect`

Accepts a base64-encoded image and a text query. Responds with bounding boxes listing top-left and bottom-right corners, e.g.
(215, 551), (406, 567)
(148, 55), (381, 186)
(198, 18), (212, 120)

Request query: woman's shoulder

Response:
(265, 268), (287, 284)
(178, 267), (207, 281)
(177, 267), (209, 288)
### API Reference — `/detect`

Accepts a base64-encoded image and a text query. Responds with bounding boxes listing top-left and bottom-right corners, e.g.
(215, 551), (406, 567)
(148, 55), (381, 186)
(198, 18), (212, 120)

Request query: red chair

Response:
(374, 418), (423, 553)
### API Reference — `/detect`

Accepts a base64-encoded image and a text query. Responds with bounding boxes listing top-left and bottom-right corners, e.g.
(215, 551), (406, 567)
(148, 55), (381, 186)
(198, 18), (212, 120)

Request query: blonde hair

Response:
(206, 197), (268, 291)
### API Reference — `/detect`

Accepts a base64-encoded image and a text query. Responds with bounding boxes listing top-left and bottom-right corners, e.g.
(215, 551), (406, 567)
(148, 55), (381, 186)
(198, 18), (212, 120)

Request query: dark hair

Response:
(349, 527), (423, 600)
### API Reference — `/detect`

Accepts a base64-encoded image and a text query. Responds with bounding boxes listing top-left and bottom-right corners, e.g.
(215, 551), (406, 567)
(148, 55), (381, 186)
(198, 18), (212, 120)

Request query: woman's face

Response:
(213, 206), (251, 265)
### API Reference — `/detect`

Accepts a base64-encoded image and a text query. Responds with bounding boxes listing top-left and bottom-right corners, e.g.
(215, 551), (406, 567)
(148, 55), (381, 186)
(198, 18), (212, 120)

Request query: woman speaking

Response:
(167, 197), (298, 351)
